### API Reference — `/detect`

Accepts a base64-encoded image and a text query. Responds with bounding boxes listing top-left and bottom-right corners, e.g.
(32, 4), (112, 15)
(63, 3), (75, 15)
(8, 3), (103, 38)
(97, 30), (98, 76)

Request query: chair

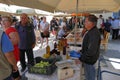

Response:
(101, 31), (110, 51)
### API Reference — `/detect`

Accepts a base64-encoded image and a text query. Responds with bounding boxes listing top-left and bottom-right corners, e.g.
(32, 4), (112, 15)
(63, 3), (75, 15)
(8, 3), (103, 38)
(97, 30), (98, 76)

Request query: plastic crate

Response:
(28, 57), (57, 75)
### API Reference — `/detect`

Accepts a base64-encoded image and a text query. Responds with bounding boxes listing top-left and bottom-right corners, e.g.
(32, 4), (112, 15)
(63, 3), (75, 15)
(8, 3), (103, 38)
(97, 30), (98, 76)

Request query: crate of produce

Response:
(28, 57), (57, 75)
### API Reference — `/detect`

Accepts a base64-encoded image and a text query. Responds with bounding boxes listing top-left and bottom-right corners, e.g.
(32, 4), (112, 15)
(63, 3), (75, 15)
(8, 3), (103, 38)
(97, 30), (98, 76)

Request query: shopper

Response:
(15, 13), (36, 72)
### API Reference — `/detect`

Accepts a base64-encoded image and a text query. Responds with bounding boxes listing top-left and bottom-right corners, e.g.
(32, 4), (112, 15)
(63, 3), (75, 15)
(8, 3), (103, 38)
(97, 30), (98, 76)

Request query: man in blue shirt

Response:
(57, 22), (68, 39)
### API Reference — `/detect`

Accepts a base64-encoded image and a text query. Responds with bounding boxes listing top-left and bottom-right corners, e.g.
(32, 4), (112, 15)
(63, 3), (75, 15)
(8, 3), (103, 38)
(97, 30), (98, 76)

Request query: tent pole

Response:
(74, 0), (78, 46)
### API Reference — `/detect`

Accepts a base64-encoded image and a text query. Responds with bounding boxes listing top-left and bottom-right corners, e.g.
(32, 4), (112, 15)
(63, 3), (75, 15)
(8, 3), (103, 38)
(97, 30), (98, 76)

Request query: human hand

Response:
(13, 65), (18, 72)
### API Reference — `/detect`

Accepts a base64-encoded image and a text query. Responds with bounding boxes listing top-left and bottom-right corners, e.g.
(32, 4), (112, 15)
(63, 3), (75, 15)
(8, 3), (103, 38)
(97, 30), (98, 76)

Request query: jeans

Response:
(84, 63), (96, 80)
(112, 29), (119, 39)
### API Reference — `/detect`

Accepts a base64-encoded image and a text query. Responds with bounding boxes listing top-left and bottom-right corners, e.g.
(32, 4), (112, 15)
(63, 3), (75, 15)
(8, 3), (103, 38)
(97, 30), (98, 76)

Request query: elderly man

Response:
(15, 13), (36, 72)
(77, 15), (101, 80)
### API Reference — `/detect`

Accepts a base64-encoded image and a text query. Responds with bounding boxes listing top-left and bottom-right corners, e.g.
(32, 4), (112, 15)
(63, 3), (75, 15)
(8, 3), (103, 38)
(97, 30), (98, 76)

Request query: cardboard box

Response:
(58, 67), (74, 80)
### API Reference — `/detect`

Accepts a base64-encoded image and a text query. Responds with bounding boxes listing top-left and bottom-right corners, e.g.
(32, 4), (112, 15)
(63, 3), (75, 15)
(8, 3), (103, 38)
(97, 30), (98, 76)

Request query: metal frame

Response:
(97, 57), (120, 80)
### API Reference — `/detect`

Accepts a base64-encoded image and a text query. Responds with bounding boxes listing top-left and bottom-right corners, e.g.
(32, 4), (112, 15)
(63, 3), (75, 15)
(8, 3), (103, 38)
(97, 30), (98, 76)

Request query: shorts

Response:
(41, 32), (50, 38)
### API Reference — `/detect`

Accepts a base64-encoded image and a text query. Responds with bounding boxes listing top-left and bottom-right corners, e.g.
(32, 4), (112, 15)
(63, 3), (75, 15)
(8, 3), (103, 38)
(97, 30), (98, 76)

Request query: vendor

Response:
(76, 15), (101, 80)
(57, 22), (68, 39)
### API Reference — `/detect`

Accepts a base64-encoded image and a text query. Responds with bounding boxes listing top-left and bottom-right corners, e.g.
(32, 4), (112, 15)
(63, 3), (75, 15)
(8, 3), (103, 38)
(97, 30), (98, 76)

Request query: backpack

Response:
(0, 30), (12, 79)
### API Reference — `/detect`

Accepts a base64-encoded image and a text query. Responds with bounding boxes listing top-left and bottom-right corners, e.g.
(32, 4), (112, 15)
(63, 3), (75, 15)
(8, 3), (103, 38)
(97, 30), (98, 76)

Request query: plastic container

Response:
(28, 57), (57, 75)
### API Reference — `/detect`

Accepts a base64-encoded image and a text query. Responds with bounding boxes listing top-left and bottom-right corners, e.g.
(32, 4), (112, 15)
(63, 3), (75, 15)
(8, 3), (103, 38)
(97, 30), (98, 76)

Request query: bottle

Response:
(64, 38), (68, 47)
(61, 39), (64, 51)
(63, 46), (66, 55)
(58, 40), (61, 51)
(66, 53), (70, 59)
(46, 45), (50, 54)
(54, 42), (57, 49)
(66, 46), (70, 59)
(57, 50), (60, 55)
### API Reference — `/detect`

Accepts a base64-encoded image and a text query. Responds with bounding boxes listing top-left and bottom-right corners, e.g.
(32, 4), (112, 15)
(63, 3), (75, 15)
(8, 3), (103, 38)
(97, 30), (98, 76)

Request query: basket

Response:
(28, 57), (57, 75)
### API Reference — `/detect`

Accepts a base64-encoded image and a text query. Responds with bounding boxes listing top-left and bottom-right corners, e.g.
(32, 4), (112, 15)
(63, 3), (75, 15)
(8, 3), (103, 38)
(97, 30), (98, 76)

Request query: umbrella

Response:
(51, 13), (71, 17)
(37, 0), (120, 13)
(15, 8), (51, 16)
(0, 0), (120, 13)
(0, 0), (54, 12)
(0, 11), (13, 15)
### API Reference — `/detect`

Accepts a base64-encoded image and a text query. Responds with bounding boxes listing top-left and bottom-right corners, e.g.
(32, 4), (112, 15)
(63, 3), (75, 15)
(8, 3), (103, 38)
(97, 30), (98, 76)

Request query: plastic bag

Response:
(69, 50), (81, 58)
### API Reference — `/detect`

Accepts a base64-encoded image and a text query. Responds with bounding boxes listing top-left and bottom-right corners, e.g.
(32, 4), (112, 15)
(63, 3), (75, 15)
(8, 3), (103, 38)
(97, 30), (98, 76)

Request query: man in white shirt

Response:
(97, 15), (104, 34)
(39, 17), (49, 48)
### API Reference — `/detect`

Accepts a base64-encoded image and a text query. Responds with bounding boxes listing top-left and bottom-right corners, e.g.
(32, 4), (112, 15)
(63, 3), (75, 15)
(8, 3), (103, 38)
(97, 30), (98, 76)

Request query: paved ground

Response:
(97, 36), (120, 80)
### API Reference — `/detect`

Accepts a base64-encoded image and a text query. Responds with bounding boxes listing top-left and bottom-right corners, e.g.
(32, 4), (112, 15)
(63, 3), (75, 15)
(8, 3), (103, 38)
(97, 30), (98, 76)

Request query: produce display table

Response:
(25, 43), (82, 80)
(25, 64), (81, 80)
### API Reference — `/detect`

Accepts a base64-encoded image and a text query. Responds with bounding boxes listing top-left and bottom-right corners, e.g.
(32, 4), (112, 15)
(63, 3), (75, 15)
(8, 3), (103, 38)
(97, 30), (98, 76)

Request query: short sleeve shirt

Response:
(40, 21), (49, 31)
(1, 33), (14, 53)
(58, 28), (65, 38)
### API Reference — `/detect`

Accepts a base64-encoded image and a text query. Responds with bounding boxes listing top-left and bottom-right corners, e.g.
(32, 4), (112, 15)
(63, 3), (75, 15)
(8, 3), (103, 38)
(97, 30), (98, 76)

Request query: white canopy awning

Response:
(0, 0), (120, 13)
(16, 8), (52, 16)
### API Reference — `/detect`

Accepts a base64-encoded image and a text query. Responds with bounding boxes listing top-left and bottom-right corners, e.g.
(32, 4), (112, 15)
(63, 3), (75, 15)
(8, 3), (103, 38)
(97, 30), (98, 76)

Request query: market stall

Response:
(25, 45), (82, 80)
(25, 63), (81, 80)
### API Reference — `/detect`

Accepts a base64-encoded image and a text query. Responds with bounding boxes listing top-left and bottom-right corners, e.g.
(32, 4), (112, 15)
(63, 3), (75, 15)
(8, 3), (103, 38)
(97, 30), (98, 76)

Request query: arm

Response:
(4, 51), (18, 71)
(31, 25), (36, 48)
(2, 33), (18, 71)
(44, 23), (49, 31)
(39, 22), (43, 32)
(8, 32), (20, 45)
